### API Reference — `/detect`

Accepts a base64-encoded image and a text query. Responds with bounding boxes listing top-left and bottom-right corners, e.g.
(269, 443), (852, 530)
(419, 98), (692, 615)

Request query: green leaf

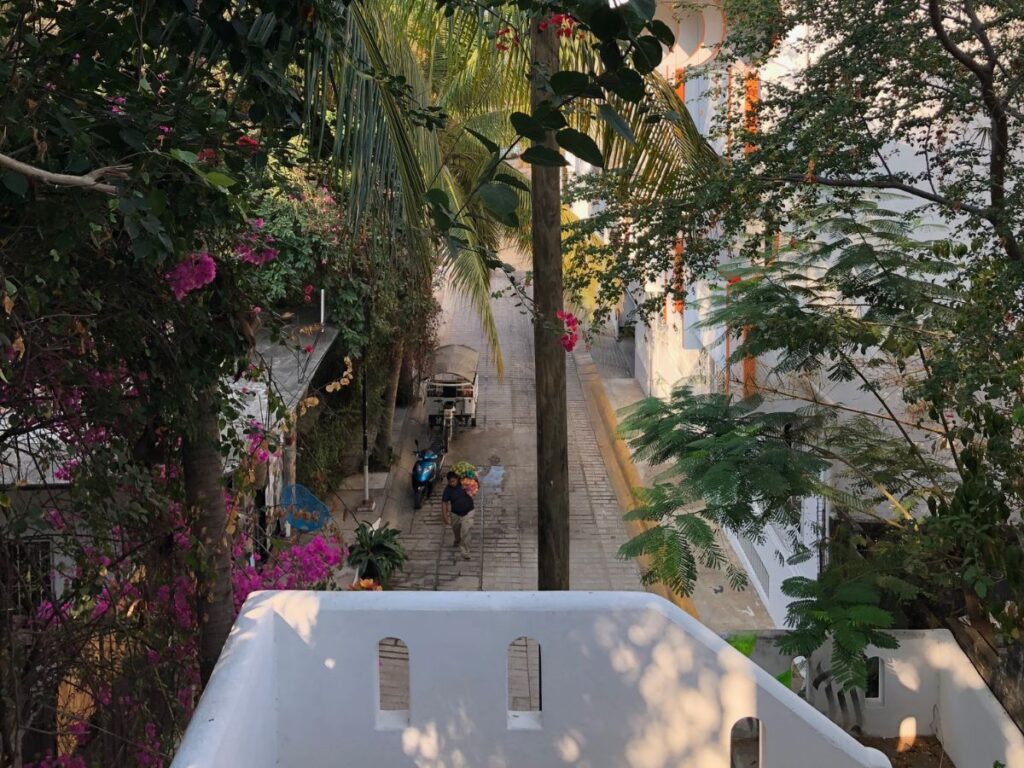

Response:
(846, 604), (893, 628)
(533, 101), (568, 130)
(511, 111), (546, 142)
(465, 127), (499, 154)
(204, 171), (237, 189)
(169, 149), (198, 164)
(550, 70), (590, 96)
(495, 173), (529, 192)
(597, 103), (637, 145)
(521, 146), (568, 167)
(556, 128), (604, 167)
(600, 39), (625, 71)
(601, 68), (645, 102)
(424, 188), (450, 207)
(648, 19), (676, 47)
(632, 35), (664, 74)
(2, 172), (28, 197)
(589, 6), (625, 40)
(478, 182), (519, 216)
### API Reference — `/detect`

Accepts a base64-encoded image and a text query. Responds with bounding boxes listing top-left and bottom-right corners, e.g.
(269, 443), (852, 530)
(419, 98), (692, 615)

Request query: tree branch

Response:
(779, 173), (987, 216)
(0, 152), (129, 195)
(927, 0), (989, 80)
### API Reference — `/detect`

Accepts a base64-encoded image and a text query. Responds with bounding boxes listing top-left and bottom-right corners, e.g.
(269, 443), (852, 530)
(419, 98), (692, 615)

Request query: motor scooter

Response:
(411, 440), (441, 510)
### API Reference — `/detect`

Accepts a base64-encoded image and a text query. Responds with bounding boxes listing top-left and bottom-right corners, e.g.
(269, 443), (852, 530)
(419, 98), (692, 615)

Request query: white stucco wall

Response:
(809, 630), (1024, 768)
(171, 591), (891, 768)
(724, 496), (822, 629)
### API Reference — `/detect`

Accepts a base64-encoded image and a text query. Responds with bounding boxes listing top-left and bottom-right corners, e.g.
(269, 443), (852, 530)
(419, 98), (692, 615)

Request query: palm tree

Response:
(305, 1), (716, 361)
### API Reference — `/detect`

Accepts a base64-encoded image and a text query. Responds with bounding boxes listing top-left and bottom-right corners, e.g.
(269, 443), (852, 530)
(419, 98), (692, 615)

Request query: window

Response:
(507, 637), (541, 729)
(377, 637), (409, 729)
(730, 717), (762, 767)
(865, 656), (882, 701)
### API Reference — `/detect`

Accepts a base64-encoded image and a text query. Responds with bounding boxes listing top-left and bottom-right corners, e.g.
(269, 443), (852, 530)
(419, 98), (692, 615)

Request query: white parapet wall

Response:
(171, 591), (890, 768)
(810, 630), (1024, 768)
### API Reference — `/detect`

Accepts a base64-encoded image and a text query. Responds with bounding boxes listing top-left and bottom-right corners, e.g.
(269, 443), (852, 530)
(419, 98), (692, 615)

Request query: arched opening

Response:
(730, 717), (762, 767)
(377, 637), (409, 729)
(507, 636), (541, 729)
(866, 656), (882, 701)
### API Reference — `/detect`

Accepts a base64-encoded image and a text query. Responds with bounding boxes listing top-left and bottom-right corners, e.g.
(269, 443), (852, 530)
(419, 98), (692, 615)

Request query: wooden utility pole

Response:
(530, 17), (570, 591)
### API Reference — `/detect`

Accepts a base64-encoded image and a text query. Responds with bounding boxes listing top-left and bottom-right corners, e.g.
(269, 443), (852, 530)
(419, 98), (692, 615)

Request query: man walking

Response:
(441, 471), (474, 559)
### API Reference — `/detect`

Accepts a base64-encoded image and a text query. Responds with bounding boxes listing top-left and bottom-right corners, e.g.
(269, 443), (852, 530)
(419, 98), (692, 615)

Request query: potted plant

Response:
(346, 522), (409, 587)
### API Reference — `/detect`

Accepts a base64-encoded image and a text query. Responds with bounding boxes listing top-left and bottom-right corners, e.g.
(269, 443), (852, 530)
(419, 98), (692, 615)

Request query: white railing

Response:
(171, 591), (890, 768)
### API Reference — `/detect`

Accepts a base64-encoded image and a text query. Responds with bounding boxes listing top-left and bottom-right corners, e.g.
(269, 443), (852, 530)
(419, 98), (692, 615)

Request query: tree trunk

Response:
(183, 395), (233, 686)
(397, 350), (416, 406)
(374, 341), (404, 464)
(530, 19), (570, 591)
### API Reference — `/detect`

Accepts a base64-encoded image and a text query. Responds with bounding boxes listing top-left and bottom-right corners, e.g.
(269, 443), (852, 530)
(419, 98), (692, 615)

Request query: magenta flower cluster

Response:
(556, 309), (579, 352)
(234, 218), (278, 265)
(166, 252), (216, 300)
(231, 535), (347, 612)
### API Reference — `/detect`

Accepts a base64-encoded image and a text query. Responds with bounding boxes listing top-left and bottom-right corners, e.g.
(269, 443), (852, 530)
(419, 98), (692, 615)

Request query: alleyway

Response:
(384, 256), (644, 593)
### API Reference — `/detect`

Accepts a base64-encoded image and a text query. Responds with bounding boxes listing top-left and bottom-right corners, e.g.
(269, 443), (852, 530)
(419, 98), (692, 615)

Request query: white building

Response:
(584, 2), (956, 628)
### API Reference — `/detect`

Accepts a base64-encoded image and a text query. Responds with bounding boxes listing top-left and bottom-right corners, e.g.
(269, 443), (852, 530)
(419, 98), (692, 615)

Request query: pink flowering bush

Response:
(165, 252), (217, 300)
(231, 534), (348, 612)
(20, 454), (347, 768)
(233, 218), (279, 265)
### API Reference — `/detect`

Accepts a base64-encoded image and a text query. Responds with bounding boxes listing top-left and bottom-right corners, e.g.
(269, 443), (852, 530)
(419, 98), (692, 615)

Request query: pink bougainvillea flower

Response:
(556, 309), (579, 352)
(166, 252), (216, 300)
(44, 508), (66, 531)
(252, 306), (262, 314)
(197, 148), (218, 164)
(68, 719), (89, 747)
(53, 459), (79, 481)
(236, 135), (260, 154)
(158, 125), (171, 134)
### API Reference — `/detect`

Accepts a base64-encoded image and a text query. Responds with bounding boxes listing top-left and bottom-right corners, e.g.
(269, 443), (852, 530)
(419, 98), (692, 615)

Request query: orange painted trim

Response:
(743, 70), (760, 155)
(742, 329), (757, 397)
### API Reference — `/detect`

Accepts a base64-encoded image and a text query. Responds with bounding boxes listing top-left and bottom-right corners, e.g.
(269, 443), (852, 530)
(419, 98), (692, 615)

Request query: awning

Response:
(427, 344), (479, 383)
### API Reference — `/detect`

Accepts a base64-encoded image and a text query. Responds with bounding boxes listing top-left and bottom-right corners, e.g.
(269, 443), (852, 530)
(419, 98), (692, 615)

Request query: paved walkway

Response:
(384, 259), (642, 593)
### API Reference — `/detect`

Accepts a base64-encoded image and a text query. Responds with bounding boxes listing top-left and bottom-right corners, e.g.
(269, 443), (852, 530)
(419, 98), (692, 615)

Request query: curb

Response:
(574, 349), (700, 619)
